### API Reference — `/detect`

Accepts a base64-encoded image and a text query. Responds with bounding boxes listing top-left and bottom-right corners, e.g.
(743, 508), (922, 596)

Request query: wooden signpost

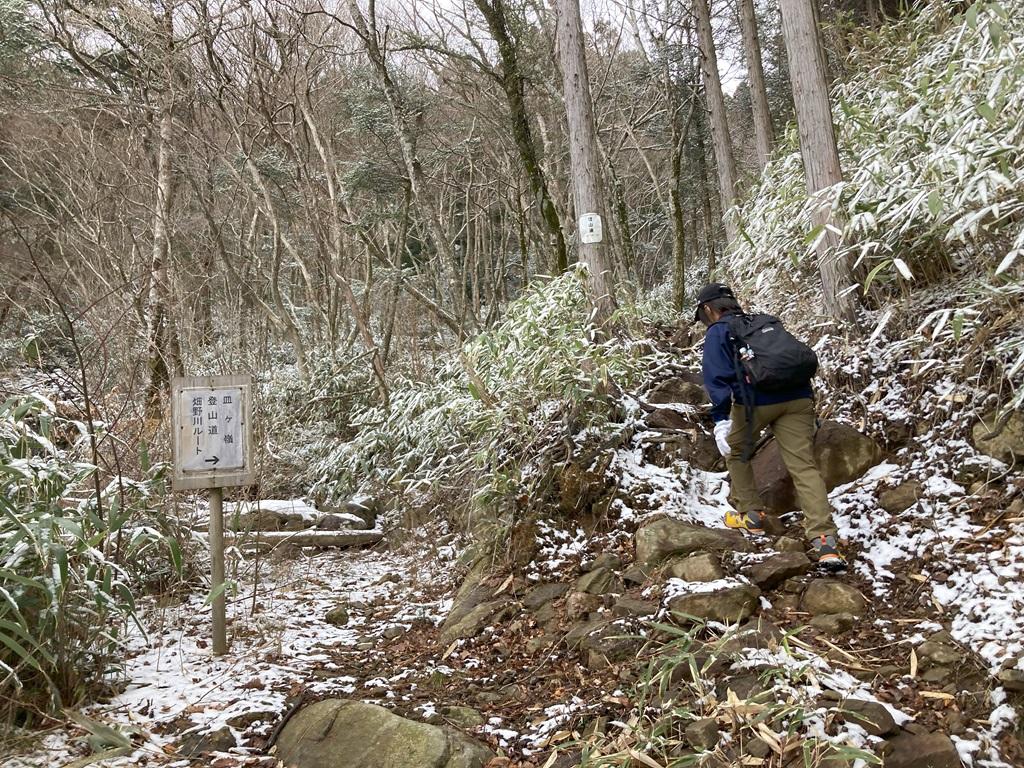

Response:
(171, 374), (255, 655)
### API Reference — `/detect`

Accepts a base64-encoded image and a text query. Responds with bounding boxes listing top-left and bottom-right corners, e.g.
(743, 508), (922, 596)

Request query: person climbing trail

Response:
(694, 283), (847, 572)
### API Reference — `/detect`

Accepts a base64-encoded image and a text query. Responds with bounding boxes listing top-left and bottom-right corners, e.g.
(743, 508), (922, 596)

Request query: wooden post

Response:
(209, 486), (227, 655)
(171, 375), (255, 657)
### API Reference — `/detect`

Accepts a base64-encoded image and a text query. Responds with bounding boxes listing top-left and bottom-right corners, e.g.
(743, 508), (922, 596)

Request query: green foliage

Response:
(307, 270), (669, 514)
(0, 0), (39, 66)
(730, 0), (1024, 292)
(0, 396), (179, 726)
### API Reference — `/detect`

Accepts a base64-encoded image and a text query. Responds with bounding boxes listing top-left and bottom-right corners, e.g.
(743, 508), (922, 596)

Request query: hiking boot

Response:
(724, 509), (765, 534)
(809, 534), (847, 572)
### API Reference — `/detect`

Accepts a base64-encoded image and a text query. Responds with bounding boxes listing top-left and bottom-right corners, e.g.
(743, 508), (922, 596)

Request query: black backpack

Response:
(726, 314), (818, 393)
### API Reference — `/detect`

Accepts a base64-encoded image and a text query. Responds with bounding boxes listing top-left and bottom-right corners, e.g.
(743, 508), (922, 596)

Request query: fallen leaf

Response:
(494, 574), (514, 596)
(921, 691), (956, 701)
(626, 748), (665, 768)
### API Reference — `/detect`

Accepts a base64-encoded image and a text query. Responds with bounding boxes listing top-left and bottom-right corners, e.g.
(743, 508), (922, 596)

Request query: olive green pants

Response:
(725, 398), (837, 539)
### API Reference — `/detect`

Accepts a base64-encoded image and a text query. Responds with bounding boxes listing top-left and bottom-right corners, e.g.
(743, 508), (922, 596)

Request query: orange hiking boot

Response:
(724, 509), (765, 534)
(810, 534), (847, 572)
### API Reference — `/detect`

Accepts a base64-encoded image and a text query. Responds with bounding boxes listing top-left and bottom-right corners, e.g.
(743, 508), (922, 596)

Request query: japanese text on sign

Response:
(177, 387), (244, 472)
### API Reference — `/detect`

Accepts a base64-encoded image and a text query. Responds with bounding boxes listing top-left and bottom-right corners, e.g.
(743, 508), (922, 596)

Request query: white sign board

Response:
(179, 387), (244, 471)
(171, 375), (254, 491)
(579, 213), (603, 244)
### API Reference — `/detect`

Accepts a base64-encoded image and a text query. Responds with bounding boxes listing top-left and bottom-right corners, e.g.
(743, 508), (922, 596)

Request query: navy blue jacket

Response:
(702, 313), (814, 423)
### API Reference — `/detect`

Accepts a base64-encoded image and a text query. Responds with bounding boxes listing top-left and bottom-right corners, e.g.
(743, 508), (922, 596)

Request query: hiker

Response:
(694, 283), (846, 571)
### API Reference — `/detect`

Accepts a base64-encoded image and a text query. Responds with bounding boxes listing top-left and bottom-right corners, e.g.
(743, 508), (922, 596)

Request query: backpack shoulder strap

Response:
(724, 312), (747, 341)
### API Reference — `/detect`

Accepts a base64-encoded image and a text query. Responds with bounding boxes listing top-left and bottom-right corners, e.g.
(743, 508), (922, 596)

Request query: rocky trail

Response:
(9, 351), (1024, 768)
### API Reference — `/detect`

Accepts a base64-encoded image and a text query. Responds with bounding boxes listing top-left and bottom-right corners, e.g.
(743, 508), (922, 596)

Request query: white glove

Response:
(714, 420), (733, 458)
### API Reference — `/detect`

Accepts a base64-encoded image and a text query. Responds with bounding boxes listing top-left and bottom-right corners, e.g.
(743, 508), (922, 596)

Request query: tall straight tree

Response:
(693, 0), (739, 245)
(553, 0), (617, 325)
(780, 0), (860, 323)
(738, 0), (774, 169)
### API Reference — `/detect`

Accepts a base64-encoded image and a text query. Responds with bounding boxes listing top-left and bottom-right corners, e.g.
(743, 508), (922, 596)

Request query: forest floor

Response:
(6, 287), (1024, 768)
(8, 428), (1023, 767)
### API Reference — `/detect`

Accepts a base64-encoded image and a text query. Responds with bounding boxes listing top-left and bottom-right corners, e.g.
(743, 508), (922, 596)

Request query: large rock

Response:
(647, 408), (697, 431)
(646, 377), (708, 406)
(178, 725), (236, 757)
(445, 560), (492, 625)
(325, 605), (349, 626)
(573, 567), (623, 596)
(612, 597), (659, 617)
(522, 582), (569, 611)
(751, 421), (882, 514)
(973, 409), (1024, 465)
(645, 428), (720, 472)
(316, 513), (367, 531)
(880, 731), (961, 768)
(225, 529), (383, 549)
(810, 612), (856, 634)
(665, 552), (724, 582)
(801, 580), (867, 617)
(582, 553), (622, 572)
(635, 519), (751, 566)
(996, 668), (1024, 692)
(564, 618), (609, 647)
(879, 480), (923, 514)
(276, 700), (492, 768)
(716, 619), (783, 654)
(559, 460), (615, 516)
(667, 580), (761, 624)
(224, 499), (323, 531)
(346, 495), (381, 527)
(838, 699), (898, 737)
(564, 591), (602, 620)
(439, 599), (512, 645)
(578, 622), (644, 666)
(684, 718), (720, 749)
(743, 552), (811, 590)
(916, 634), (963, 669)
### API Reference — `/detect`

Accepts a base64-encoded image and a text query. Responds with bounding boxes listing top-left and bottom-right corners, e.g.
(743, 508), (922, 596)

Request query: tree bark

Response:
(474, 0), (569, 273)
(597, 137), (635, 280)
(865, 0), (880, 26)
(346, 0), (470, 334)
(694, 122), (718, 277)
(693, 0), (739, 246)
(780, 0), (860, 323)
(298, 99), (390, 409)
(738, 0), (775, 169)
(143, 34), (182, 409)
(553, 0), (617, 325)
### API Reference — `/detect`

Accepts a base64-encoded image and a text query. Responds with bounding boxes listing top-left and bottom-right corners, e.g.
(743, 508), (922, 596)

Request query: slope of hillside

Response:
(4, 3), (1024, 768)
(729, 1), (1023, 381)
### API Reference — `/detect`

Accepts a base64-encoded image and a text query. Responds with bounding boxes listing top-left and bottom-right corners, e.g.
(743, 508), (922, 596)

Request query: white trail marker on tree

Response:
(171, 374), (255, 655)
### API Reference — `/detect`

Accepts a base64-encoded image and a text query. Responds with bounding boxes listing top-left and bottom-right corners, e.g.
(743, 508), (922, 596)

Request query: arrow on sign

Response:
(205, 456), (221, 465)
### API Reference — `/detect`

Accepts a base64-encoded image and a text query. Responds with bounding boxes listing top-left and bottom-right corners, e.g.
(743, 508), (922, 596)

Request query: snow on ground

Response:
(8, 368), (1023, 766)
(7, 542), (456, 767)
(609, 442), (730, 529)
(831, 457), (1024, 675)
